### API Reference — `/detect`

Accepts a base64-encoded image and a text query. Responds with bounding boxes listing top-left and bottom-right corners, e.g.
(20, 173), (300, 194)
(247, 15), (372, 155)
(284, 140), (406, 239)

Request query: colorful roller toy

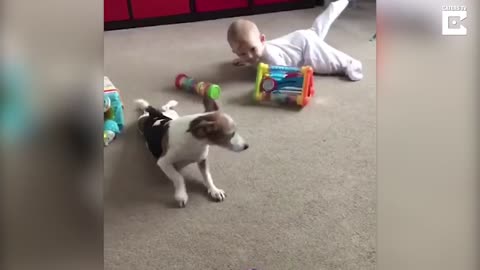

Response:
(254, 63), (314, 107)
(175, 74), (221, 100)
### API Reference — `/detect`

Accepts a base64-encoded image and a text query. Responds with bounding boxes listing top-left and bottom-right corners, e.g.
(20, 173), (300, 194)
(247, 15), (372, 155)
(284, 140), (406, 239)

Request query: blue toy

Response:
(1, 60), (34, 145)
(104, 77), (125, 146)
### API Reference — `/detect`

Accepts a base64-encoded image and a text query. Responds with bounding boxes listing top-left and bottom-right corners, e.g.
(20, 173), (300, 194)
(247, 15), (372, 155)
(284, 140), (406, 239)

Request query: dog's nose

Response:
(243, 144), (249, 150)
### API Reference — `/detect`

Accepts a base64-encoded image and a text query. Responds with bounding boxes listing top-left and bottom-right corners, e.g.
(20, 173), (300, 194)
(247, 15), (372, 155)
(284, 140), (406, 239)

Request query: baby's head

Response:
(227, 19), (265, 64)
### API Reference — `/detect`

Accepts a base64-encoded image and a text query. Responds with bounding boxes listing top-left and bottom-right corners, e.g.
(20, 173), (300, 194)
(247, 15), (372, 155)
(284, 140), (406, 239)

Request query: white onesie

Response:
(260, 0), (363, 81)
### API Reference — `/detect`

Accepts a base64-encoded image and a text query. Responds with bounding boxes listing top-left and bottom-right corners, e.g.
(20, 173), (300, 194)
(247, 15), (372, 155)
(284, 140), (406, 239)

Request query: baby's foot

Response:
(345, 59), (363, 81)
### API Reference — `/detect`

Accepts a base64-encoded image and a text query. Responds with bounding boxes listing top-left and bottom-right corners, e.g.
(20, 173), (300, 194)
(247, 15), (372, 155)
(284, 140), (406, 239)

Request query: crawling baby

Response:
(227, 0), (363, 81)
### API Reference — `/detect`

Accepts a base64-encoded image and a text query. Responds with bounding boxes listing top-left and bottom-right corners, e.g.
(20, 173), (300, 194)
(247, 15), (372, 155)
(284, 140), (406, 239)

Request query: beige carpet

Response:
(104, 2), (376, 269)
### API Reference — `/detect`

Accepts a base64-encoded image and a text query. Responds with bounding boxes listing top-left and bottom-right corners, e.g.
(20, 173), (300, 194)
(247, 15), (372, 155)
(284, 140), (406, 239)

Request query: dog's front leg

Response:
(198, 159), (226, 202)
(157, 158), (188, 207)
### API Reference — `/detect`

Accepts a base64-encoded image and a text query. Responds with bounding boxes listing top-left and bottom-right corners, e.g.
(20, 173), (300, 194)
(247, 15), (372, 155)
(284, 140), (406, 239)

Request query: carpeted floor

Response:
(104, 2), (376, 269)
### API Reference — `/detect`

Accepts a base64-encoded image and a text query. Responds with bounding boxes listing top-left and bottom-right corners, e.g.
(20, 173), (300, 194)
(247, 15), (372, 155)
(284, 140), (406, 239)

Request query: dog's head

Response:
(187, 97), (249, 152)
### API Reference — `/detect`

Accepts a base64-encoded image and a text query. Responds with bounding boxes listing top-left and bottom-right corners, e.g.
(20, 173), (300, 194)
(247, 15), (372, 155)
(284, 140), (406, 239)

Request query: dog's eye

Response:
(250, 47), (256, 52)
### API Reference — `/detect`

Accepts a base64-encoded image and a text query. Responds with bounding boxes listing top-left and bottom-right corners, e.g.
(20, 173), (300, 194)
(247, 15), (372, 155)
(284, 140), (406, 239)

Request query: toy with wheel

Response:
(254, 63), (314, 107)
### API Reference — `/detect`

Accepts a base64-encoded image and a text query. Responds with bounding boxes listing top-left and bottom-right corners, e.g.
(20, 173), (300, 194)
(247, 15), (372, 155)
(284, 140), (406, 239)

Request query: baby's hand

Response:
(232, 58), (248, 66)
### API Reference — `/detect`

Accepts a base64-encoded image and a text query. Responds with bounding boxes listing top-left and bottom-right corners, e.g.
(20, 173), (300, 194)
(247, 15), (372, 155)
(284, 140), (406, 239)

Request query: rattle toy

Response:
(104, 76), (125, 146)
(175, 74), (221, 100)
(254, 63), (314, 107)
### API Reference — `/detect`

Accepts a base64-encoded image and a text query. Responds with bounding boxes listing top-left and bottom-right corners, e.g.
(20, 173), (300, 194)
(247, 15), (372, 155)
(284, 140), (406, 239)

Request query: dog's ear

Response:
(203, 96), (219, 112)
(187, 119), (218, 138)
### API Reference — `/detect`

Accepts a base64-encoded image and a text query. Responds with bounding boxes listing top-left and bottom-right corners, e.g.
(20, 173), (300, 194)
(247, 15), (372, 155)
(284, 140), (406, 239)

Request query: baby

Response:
(227, 0), (363, 81)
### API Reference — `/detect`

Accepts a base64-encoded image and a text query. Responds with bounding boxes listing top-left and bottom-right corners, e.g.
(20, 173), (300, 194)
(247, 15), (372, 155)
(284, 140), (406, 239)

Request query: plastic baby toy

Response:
(175, 74), (221, 100)
(104, 76), (125, 146)
(254, 62), (314, 107)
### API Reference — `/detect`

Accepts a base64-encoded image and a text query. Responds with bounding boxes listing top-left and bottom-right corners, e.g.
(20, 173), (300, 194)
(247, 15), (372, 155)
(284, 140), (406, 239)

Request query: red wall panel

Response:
(254, 0), (300, 5)
(196, 0), (248, 12)
(131, 0), (191, 19)
(105, 0), (130, 22)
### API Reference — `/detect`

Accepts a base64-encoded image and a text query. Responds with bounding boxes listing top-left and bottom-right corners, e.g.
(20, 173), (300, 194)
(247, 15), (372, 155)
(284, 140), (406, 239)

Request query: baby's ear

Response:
(260, 34), (266, 42)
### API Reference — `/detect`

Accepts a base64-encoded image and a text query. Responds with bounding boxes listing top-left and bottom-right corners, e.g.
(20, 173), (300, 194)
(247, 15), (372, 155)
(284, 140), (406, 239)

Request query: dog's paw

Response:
(208, 188), (226, 202)
(161, 100), (178, 111)
(175, 190), (189, 208)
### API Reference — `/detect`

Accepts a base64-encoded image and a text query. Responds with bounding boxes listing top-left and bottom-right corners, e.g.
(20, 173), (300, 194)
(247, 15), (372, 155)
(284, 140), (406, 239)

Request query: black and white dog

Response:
(134, 96), (249, 207)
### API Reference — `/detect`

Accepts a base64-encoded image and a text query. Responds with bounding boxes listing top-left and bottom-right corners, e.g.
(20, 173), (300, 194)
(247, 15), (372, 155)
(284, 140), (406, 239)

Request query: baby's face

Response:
(230, 34), (265, 64)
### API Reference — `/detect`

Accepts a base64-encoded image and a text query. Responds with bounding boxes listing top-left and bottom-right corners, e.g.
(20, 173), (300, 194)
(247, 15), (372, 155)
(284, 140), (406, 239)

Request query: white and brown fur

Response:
(134, 96), (249, 207)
